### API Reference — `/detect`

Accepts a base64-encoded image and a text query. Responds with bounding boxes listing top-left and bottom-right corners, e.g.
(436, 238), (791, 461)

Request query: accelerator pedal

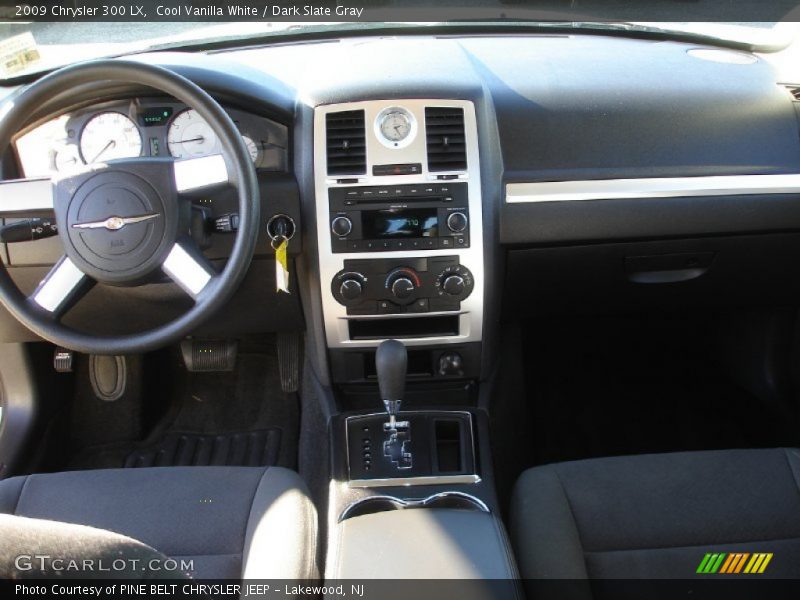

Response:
(180, 339), (238, 372)
(276, 332), (301, 393)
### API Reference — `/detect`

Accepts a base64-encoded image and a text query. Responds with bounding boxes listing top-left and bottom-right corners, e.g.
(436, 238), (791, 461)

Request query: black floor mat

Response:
(123, 429), (282, 468)
(66, 340), (299, 471)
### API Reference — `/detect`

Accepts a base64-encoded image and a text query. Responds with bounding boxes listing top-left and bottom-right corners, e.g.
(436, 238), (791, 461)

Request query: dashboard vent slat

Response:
(784, 85), (800, 101)
(425, 107), (467, 172)
(326, 110), (366, 176)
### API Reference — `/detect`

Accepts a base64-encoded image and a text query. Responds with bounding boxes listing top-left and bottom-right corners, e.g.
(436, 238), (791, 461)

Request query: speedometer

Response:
(166, 109), (221, 158)
(79, 112), (142, 164)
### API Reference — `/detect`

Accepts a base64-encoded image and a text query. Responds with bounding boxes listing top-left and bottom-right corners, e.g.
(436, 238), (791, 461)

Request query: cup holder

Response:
(340, 491), (489, 522)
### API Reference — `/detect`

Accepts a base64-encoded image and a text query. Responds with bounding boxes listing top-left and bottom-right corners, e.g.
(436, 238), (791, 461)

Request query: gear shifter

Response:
(376, 339), (408, 430)
(375, 339), (412, 469)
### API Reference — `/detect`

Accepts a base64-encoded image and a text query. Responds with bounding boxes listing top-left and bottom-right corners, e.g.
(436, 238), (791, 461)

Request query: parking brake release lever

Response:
(376, 339), (407, 430)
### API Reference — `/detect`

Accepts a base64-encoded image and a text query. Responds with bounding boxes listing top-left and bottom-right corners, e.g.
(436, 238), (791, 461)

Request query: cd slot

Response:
(353, 195), (442, 205)
(348, 316), (460, 340)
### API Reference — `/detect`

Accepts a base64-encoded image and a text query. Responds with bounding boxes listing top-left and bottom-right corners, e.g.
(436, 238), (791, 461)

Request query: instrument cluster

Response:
(14, 98), (289, 178)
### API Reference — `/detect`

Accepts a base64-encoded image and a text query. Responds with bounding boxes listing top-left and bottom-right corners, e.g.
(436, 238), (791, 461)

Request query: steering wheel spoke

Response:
(161, 240), (217, 300)
(29, 256), (93, 319)
(0, 177), (54, 215)
(173, 154), (230, 194)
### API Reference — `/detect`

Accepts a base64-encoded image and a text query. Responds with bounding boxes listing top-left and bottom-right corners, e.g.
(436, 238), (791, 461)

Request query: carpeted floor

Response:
(66, 339), (299, 471)
(520, 313), (800, 467)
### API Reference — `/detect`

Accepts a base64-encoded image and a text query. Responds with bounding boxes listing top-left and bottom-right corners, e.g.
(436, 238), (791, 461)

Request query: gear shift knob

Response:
(376, 339), (407, 426)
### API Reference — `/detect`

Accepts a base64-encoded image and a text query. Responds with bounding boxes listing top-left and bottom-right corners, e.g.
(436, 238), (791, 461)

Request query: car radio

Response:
(329, 182), (469, 253)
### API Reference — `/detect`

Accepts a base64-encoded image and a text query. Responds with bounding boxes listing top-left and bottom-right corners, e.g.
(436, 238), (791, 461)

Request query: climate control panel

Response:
(331, 255), (474, 315)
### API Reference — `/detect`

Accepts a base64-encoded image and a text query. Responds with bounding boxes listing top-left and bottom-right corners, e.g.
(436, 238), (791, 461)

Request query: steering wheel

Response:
(0, 60), (260, 354)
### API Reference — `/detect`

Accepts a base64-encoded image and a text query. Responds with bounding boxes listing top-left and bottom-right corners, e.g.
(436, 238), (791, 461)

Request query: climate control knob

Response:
(331, 216), (353, 237)
(391, 277), (415, 299)
(446, 212), (468, 233)
(435, 264), (474, 300)
(340, 278), (363, 301)
(333, 270), (367, 305)
(442, 274), (466, 296)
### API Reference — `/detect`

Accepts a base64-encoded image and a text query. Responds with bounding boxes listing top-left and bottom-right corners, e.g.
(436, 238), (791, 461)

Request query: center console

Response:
(314, 99), (484, 383)
(315, 100), (514, 587)
(324, 340), (518, 589)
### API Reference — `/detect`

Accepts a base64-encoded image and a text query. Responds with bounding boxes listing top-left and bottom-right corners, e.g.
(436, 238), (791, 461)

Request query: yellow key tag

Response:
(275, 238), (290, 294)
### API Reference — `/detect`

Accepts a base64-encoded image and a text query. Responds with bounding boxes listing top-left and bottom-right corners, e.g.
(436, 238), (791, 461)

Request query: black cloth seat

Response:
(0, 466), (317, 579)
(511, 448), (800, 584)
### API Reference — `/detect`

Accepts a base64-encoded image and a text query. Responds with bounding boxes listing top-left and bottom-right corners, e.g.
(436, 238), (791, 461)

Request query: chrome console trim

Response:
(345, 411), (480, 488)
(314, 99), (484, 349)
(339, 491), (490, 521)
(348, 473), (482, 489)
(505, 173), (800, 204)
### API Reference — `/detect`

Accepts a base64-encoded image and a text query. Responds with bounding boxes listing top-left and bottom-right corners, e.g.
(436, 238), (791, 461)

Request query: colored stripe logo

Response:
(697, 553), (773, 574)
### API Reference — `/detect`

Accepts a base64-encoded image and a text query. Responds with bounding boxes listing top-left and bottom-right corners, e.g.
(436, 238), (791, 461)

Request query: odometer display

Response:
(140, 107), (173, 127)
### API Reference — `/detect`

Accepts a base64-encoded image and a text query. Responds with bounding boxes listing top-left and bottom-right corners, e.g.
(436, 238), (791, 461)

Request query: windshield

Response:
(0, 16), (795, 81)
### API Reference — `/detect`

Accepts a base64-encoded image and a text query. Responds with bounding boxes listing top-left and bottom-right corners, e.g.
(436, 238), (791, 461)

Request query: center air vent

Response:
(784, 85), (800, 102)
(425, 107), (467, 172)
(326, 110), (366, 176)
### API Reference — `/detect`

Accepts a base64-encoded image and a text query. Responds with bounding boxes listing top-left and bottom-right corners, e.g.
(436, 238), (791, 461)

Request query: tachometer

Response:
(79, 112), (142, 164)
(166, 109), (221, 158)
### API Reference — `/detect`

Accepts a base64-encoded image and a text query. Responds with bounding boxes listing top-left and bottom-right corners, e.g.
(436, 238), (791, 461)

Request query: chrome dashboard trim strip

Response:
(505, 174), (800, 204)
(0, 178), (54, 213)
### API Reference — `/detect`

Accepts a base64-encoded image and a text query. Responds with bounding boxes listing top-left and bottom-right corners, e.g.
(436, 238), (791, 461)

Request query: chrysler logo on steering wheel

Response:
(71, 213), (160, 231)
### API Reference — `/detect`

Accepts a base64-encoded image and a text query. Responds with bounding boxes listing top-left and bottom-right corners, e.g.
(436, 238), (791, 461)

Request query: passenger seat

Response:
(510, 448), (800, 586)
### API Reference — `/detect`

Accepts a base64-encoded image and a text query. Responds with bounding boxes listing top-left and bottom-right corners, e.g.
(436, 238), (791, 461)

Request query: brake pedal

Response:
(276, 332), (301, 393)
(181, 339), (237, 372)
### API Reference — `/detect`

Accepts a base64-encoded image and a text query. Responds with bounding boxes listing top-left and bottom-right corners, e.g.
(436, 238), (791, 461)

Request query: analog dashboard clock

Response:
(374, 106), (417, 149)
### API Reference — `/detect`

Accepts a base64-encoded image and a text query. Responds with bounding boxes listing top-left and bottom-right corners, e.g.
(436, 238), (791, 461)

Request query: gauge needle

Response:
(91, 139), (116, 163)
(169, 136), (205, 145)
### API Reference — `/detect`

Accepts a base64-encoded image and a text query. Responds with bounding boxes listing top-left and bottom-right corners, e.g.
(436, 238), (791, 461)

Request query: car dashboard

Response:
(2, 33), (800, 383)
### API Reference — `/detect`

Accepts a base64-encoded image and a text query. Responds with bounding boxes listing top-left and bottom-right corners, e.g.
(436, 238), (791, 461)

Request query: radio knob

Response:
(446, 212), (468, 233)
(442, 274), (466, 296)
(340, 278), (363, 301)
(331, 216), (353, 237)
(391, 277), (415, 299)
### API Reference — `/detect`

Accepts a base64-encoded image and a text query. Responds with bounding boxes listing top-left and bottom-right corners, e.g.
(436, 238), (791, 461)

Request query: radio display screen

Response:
(363, 208), (439, 239)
